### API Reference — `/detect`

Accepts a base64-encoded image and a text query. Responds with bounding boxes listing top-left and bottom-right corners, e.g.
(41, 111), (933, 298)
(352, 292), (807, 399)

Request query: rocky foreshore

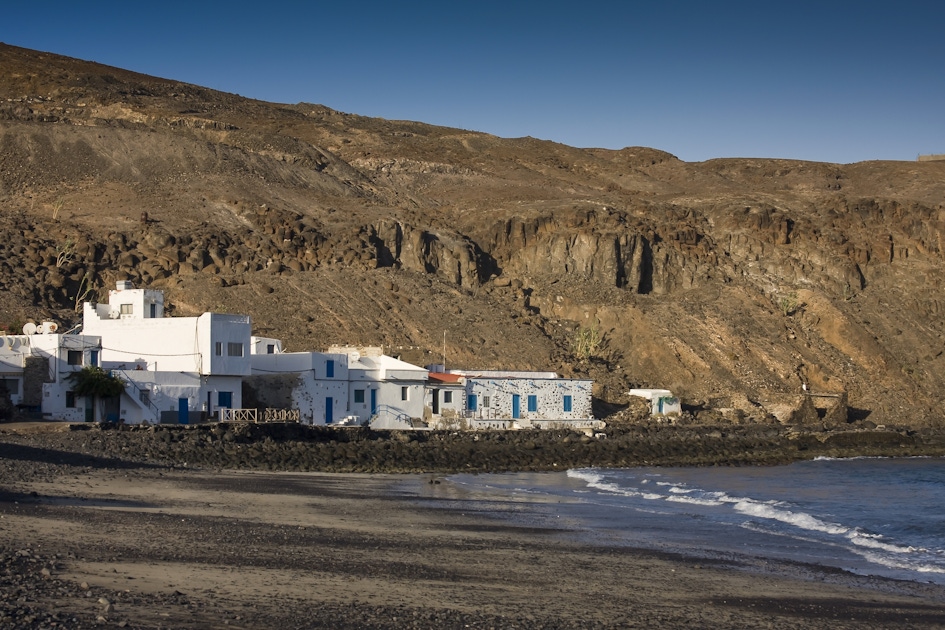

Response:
(2, 421), (944, 477)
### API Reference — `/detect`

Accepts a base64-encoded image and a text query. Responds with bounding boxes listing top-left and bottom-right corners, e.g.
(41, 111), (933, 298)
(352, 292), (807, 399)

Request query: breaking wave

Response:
(566, 459), (945, 583)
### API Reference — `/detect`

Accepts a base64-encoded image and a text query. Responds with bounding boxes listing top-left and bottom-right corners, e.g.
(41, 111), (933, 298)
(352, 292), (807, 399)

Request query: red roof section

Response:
(428, 372), (463, 384)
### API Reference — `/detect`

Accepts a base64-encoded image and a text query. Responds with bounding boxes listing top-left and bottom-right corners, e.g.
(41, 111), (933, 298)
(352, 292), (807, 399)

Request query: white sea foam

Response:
(852, 549), (945, 575)
(564, 463), (945, 583)
(733, 499), (850, 535)
(666, 495), (724, 506)
(848, 531), (917, 554)
(566, 469), (601, 485)
(568, 469), (649, 499)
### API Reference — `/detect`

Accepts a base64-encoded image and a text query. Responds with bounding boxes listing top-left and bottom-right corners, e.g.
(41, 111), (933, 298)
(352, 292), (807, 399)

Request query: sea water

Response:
(438, 457), (945, 584)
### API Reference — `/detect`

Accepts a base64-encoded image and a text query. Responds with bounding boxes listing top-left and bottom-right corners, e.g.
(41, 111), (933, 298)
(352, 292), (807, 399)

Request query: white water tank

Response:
(39, 321), (59, 334)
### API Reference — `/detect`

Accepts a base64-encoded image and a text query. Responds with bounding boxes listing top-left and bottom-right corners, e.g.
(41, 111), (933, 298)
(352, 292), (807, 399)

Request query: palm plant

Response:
(67, 366), (125, 421)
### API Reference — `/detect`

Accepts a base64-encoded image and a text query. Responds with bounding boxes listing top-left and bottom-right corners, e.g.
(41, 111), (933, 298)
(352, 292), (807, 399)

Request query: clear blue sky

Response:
(3, 1), (943, 163)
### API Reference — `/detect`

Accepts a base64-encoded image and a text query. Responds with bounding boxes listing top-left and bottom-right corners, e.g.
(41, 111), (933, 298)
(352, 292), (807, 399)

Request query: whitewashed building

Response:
(248, 343), (349, 424)
(425, 370), (466, 422)
(0, 328), (102, 422)
(428, 368), (597, 430)
(81, 281), (252, 423)
(247, 344), (431, 427)
(332, 347), (429, 429)
(628, 388), (681, 416)
(3, 282), (603, 431)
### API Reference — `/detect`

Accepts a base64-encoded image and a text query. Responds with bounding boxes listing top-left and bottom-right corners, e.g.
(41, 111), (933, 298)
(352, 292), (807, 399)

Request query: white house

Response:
(425, 370), (466, 422)
(628, 388), (681, 416)
(248, 344), (349, 424)
(331, 346), (428, 429)
(429, 368), (597, 430)
(1, 327), (102, 422)
(247, 345), (429, 427)
(81, 281), (252, 423)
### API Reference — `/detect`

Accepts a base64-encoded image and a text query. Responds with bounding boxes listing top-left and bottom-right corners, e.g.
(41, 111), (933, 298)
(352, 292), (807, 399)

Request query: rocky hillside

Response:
(2, 42), (945, 426)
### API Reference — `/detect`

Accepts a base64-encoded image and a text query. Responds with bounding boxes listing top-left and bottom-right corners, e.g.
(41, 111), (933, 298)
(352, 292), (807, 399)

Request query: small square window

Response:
(227, 342), (243, 357)
(0, 379), (17, 397)
(267, 344), (275, 354)
(120, 303), (133, 315)
(443, 391), (453, 403)
(67, 350), (83, 366)
(354, 389), (365, 404)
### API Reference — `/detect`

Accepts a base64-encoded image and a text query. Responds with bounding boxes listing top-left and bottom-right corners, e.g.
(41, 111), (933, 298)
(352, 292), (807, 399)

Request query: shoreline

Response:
(436, 464), (945, 590)
(2, 466), (945, 628)
(3, 423), (945, 627)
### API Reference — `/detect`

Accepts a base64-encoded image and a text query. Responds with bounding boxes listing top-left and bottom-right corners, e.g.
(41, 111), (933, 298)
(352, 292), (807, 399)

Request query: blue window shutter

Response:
(563, 395), (572, 412)
(527, 395), (537, 412)
(326, 360), (334, 378)
(468, 394), (478, 411)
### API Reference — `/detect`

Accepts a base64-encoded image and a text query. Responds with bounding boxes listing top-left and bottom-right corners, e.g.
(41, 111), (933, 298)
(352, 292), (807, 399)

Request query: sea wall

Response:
(5, 422), (944, 474)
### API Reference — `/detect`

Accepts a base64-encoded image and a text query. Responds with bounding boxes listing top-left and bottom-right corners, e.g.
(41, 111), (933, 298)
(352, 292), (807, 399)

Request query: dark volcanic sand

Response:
(2, 422), (945, 629)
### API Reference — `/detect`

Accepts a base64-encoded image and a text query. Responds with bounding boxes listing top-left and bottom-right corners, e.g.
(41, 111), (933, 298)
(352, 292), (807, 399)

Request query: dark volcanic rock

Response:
(2, 422), (942, 478)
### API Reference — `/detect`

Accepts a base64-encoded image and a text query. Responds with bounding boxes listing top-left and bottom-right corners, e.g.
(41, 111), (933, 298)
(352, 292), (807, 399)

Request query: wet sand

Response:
(3, 464), (945, 629)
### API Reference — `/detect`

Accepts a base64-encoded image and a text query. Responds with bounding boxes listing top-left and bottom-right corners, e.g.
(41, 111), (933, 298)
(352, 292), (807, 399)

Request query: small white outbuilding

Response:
(628, 388), (681, 416)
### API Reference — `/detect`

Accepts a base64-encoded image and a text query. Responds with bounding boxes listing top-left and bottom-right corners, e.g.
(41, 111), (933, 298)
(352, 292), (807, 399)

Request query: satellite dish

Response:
(22, 323), (37, 335)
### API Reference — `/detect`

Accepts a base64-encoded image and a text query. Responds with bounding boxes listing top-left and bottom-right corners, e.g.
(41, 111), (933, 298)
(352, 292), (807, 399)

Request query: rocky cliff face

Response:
(2, 43), (944, 426)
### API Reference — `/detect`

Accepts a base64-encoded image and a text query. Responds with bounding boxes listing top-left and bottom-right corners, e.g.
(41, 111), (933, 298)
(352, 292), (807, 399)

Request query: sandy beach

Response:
(3, 457), (945, 629)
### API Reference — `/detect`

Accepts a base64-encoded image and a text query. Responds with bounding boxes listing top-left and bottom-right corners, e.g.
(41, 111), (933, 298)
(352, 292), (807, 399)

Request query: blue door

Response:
(218, 391), (233, 409)
(370, 389), (377, 415)
(178, 398), (188, 425)
(325, 397), (333, 424)
(512, 394), (521, 419)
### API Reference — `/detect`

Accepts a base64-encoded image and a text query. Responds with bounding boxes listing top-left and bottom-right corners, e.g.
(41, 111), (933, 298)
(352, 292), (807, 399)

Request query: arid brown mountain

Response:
(2, 42), (945, 426)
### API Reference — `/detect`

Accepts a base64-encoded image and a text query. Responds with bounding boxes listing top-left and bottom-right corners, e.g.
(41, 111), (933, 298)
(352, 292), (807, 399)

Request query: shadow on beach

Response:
(0, 441), (163, 471)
